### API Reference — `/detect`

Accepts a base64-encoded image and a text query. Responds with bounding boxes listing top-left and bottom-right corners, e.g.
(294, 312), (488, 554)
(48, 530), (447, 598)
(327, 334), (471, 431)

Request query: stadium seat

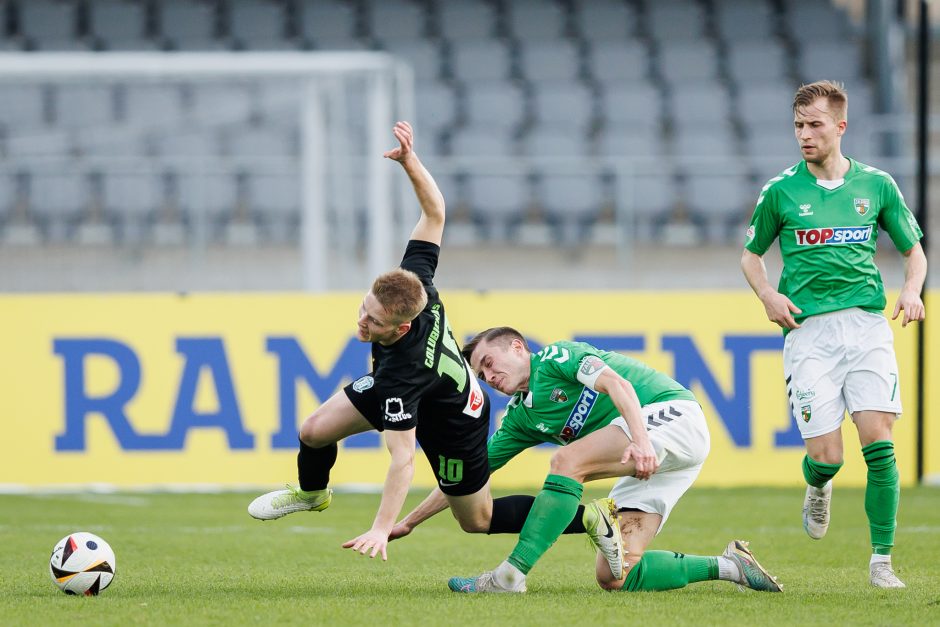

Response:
(726, 41), (789, 83)
(434, 0), (496, 41)
(531, 82), (595, 132)
(597, 124), (663, 159)
(672, 128), (738, 160)
(658, 42), (721, 85)
(465, 173), (531, 241)
(739, 84), (797, 125)
(120, 83), (186, 128)
(536, 174), (605, 246)
(225, 0), (291, 50)
(157, 0), (224, 50)
(518, 41), (582, 83)
(53, 85), (118, 128)
(450, 126), (517, 158)
(684, 170), (755, 243)
(463, 81), (526, 130)
(521, 128), (591, 159)
(176, 171), (240, 241)
(669, 83), (731, 131)
(587, 41), (649, 83)
(103, 172), (162, 243)
(646, 0), (706, 41)
(383, 40), (444, 82)
(414, 81), (457, 150)
(798, 43), (863, 83)
(298, 0), (362, 49)
(151, 132), (221, 158)
(246, 172), (300, 244)
(573, 0), (636, 41)
(783, 0), (855, 43)
(222, 125), (297, 159)
(366, 0), (427, 45)
(0, 85), (48, 130)
(450, 40), (513, 82)
(713, 0), (776, 43)
(27, 171), (92, 241)
(4, 132), (72, 158)
(599, 81), (661, 129)
(187, 82), (256, 125)
(506, 0), (567, 41)
(19, 0), (84, 50)
(88, 0), (157, 51)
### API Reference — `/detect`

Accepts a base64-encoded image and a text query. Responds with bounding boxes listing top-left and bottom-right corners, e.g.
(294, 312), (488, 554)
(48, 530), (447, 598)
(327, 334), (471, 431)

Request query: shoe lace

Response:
(807, 492), (829, 522)
(270, 484), (303, 509)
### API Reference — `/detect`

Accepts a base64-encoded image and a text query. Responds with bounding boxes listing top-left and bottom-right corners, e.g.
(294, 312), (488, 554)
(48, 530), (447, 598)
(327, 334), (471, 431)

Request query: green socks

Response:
(863, 440), (899, 555)
(507, 474), (583, 574)
(620, 551), (719, 592)
(802, 455), (843, 488)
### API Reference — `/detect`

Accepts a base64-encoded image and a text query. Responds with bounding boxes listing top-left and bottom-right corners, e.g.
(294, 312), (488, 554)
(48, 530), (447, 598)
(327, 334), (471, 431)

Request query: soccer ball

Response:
(49, 532), (116, 595)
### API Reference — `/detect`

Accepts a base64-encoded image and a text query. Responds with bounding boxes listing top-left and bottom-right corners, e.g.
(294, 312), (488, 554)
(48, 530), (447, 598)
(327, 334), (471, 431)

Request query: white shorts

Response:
(607, 399), (710, 533)
(784, 307), (902, 440)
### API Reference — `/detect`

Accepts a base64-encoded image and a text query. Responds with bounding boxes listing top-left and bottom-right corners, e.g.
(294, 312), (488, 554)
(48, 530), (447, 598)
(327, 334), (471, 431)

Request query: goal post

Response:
(0, 52), (413, 291)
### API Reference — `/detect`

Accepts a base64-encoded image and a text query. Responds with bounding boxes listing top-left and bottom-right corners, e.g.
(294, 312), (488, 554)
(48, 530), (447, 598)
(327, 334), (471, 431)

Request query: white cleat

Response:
(870, 562), (906, 589)
(802, 482), (832, 539)
(583, 498), (625, 580)
(448, 571), (526, 594)
(248, 485), (332, 520)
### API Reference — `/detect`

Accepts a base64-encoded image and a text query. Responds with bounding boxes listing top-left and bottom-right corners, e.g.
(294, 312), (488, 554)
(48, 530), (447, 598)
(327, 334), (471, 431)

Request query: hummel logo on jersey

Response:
(795, 226), (872, 246)
(557, 388), (598, 444)
(384, 397), (412, 423)
(799, 204), (813, 216)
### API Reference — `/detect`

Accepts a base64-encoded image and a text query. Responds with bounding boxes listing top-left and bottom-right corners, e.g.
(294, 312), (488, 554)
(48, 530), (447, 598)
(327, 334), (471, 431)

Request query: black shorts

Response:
(344, 380), (491, 497)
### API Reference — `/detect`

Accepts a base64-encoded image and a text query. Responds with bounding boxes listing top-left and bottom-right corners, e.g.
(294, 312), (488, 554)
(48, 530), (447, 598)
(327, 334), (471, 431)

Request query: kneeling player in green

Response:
(393, 328), (782, 593)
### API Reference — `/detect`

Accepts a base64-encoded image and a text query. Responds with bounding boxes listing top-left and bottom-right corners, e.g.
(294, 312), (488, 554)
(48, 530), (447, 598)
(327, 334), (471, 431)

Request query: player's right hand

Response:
(761, 290), (802, 329)
(383, 120), (414, 163)
(622, 440), (660, 480)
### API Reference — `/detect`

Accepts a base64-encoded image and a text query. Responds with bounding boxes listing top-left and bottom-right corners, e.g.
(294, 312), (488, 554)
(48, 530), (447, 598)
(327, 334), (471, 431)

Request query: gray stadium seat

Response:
(522, 128), (591, 158)
(158, 0), (222, 50)
(739, 84), (796, 125)
(798, 43), (863, 83)
(506, 0), (566, 41)
(537, 174), (605, 246)
(669, 84), (731, 131)
(450, 126), (516, 158)
(19, 0), (83, 50)
(531, 83), (594, 132)
(519, 41), (581, 83)
(103, 172), (162, 242)
(600, 82), (661, 128)
(646, 0), (706, 41)
(222, 126), (296, 158)
(597, 125), (663, 159)
(588, 41), (649, 83)
(624, 170), (680, 238)
(383, 40), (443, 81)
(298, 0), (361, 48)
(28, 171), (91, 240)
(726, 41), (789, 83)
(783, 0), (854, 43)
(465, 173), (531, 241)
(89, 0), (157, 50)
(574, 0), (636, 41)
(714, 0), (776, 42)
(672, 129), (738, 160)
(450, 40), (512, 82)
(659, 43), (720, 85)
(247, 172), (300, 243)
(188, 83), (256, 124)
(414, 81), (457, 146)
(5, 132), (71, 158)
(53, 85), (117, 128)
(226, 0), (291, 50)
(464, 81), (526, 130)
(0, 85), (47, 129)
(435, 0), (496, 41)
(122, 84), (186, 128)
(367, 0), (427, 44)
(684, 171), (755, 242)
(151, 133), (221, 158)
(177, 171), (239, 234)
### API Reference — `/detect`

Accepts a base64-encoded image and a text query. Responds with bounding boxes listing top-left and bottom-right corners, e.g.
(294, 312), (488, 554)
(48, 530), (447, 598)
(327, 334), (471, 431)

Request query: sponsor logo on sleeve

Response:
(384, 397), (412, 423)
(854, 198), (870, 215)
(352, 375), (374, 393)
(795, 225), (872, 246)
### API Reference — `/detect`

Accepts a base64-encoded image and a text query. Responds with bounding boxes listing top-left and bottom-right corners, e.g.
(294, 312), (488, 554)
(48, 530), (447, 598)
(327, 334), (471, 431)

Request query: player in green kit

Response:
(393, 328), (782, 594)
(741, 81), (927, 588)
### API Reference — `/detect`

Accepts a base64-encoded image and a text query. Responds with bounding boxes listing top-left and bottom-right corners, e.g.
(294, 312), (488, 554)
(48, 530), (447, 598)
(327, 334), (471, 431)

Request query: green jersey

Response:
(487, 341), (696, 472)
(745, 159), (922, 324)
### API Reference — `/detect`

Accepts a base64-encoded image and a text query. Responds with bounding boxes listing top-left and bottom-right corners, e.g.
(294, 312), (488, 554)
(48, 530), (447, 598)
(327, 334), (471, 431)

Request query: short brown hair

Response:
(371, 268), (427, 322)
(793, 80), (848, 121)
(461, 326), (529, 362)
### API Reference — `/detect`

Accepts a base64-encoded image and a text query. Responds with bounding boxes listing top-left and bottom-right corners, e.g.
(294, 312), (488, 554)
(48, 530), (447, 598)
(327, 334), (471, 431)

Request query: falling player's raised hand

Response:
(383, 121), (414, 163)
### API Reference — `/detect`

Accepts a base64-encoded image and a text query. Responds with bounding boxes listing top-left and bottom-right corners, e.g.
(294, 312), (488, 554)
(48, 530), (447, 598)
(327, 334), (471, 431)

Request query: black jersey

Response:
(361, 239), (485, 432)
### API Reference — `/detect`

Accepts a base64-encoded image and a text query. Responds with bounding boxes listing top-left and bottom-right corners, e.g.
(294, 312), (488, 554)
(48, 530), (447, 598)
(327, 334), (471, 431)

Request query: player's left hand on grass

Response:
(622, 439), (659, 481)
(892, 290), (925, 327)
(383, 121), (414, 163)
(342, 529), (390, 561)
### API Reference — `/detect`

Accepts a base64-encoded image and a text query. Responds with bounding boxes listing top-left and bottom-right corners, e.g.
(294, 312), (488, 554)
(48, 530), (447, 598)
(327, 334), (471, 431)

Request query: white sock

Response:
(717, 556), (741, 582)
(870, 554), (891, 566)
(494, 560), (526, 590)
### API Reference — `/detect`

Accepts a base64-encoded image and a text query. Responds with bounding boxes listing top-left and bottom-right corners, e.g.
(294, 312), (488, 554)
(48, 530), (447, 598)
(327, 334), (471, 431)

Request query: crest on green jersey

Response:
(854, 198), (870, 216)
(549, 388), (568, 403)
(801, 404), (812, 423)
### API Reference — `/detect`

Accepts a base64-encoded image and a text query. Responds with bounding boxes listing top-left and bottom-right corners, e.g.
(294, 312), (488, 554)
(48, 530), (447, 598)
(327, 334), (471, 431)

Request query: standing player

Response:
(392, 328), (782, 594)
(247, 122), (620, 567)
(741, 81), (926, 588)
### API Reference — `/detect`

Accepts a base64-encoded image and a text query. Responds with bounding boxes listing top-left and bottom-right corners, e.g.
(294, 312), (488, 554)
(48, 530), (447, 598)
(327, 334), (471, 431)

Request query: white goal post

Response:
(0, 52), (414, 291)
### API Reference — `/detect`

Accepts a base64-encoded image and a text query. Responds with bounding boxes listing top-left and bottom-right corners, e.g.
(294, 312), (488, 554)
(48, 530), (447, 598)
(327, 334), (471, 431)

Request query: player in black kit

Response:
(248, 121), (493, 561)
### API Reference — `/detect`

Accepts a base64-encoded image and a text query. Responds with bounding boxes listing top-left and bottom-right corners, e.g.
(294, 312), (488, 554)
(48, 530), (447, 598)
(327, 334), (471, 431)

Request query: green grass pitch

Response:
(2, 487), (938, 626)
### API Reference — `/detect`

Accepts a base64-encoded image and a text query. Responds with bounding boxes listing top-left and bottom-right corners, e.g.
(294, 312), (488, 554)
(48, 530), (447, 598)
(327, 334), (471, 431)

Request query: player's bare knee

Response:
(298, 413), (329, 448)
(548, 448), (583, 481)
(453, 512), (489, 534)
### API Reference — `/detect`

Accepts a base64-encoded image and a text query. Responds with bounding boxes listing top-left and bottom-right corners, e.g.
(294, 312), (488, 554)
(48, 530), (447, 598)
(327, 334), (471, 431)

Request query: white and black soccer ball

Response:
(49, 532), (116, 595)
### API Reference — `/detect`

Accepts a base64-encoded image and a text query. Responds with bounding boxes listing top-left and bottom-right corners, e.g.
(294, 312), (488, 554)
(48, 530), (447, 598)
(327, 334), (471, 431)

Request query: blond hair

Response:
(371, 268), (427, 322)
(793, 80), (848, 121)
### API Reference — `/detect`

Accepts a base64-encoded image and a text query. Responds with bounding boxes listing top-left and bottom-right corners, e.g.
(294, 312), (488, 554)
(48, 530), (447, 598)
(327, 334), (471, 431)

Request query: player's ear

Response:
(397, 321), (412, 336)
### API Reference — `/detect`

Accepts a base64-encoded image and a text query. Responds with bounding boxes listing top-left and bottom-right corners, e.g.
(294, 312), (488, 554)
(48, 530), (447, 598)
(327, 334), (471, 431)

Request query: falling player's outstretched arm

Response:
(384, 120), (445, 246)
